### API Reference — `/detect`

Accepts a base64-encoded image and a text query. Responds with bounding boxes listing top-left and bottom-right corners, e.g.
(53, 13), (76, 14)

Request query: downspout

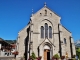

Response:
(29, 23), (31, 58)
(69, 36), (73, 58)
(29, 20), (32, 57)
(25, 26), (30, 60)
(58, 24), (62, 57)
(37, 46), (39, 57)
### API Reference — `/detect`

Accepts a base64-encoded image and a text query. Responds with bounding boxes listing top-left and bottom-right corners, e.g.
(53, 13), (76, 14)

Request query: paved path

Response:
(0, 57), (15, 60)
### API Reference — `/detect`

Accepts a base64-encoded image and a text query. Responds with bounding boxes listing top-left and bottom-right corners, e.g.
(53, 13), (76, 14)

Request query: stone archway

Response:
(39, 41), (54, 60)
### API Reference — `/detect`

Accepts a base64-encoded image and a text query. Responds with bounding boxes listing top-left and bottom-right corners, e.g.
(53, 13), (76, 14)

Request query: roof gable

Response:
(32, 5), (60, 18)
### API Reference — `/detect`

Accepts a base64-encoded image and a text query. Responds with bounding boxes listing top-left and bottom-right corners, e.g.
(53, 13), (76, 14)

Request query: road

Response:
(0, 57), (15, 60)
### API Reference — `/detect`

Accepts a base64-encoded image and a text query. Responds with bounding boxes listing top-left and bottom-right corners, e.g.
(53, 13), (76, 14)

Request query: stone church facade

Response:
(16, 4), (76, 60)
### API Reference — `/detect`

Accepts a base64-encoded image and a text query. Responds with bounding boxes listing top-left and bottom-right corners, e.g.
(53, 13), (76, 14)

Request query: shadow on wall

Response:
(25, 26), (30, 60)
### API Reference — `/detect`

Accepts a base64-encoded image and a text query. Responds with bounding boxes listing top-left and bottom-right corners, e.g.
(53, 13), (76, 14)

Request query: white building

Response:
(0, 38), (14, 57)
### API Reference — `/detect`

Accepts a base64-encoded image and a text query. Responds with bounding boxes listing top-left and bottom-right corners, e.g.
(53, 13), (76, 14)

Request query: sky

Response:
(0, 0), (80, 41)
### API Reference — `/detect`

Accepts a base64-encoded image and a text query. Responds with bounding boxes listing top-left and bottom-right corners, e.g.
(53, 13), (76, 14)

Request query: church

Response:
(16, 3), (76, 60)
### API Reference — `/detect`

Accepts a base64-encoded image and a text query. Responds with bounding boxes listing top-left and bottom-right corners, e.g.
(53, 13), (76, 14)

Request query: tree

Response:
(76, 47), (80, 60)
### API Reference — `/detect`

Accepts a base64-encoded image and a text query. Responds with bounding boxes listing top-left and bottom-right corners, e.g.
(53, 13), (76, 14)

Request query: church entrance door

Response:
(44, 49), (50, 60)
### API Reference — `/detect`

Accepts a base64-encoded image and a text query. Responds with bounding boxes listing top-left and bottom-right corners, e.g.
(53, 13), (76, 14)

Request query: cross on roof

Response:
(44, 2), (47, 7)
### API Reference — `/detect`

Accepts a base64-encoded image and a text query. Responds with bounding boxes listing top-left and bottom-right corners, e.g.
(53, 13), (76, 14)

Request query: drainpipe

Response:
(58, 24), (62, 57)
(69, 36), (73, 58)
(25, 39), (28, 60)
(37, 46), (39, 57)
(25, 27), (30, 60)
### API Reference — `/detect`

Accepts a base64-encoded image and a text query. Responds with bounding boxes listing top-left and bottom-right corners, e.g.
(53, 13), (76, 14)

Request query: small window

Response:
(49, 26), (52, 38)
(40, 13), (42, 16)
(45, 23), (48, 38)
(50, 13), (52, 16)
(64, 38), (67, 44)
(5, 53), (7, 55)
(45, 10), (47, 16)
(41, 26), (44, 38)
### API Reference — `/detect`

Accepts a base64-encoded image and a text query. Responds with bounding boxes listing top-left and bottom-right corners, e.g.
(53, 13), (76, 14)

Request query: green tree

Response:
(76, 47), (80, 60)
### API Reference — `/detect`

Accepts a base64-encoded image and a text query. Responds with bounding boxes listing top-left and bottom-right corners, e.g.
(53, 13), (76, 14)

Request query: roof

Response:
(32, 3), (61, 18)
(0, 38), (11, 45)
(61, 24), (71, 33)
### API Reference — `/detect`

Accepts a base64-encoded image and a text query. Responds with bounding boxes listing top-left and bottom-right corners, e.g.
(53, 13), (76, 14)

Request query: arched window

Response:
(49, 26), (52, 38)
(64, 38), (67, 44)
(41, 26), (44, 38)
(45, 23), (48, 38)
(45, 10), (47, 16)
(40, 23), (52, 39)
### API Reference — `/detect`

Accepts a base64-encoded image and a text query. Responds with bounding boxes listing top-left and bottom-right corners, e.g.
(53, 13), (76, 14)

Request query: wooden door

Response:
(44, 49), (50, 60)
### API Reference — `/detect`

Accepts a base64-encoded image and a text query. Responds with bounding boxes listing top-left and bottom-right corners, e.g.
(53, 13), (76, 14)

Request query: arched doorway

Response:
(44, 45), (50, 60)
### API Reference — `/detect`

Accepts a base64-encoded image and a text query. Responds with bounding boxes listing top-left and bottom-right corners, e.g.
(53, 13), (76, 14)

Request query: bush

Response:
(31, 52), (36, 60)
(52, 54), (60, 59)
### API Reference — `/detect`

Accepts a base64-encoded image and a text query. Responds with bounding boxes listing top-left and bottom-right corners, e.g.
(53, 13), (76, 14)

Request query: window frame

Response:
(41, 26), (44, 38)
(64, 38), (67, 44)
(49, 26), (52, 38)
(45, 23), (48, 38)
